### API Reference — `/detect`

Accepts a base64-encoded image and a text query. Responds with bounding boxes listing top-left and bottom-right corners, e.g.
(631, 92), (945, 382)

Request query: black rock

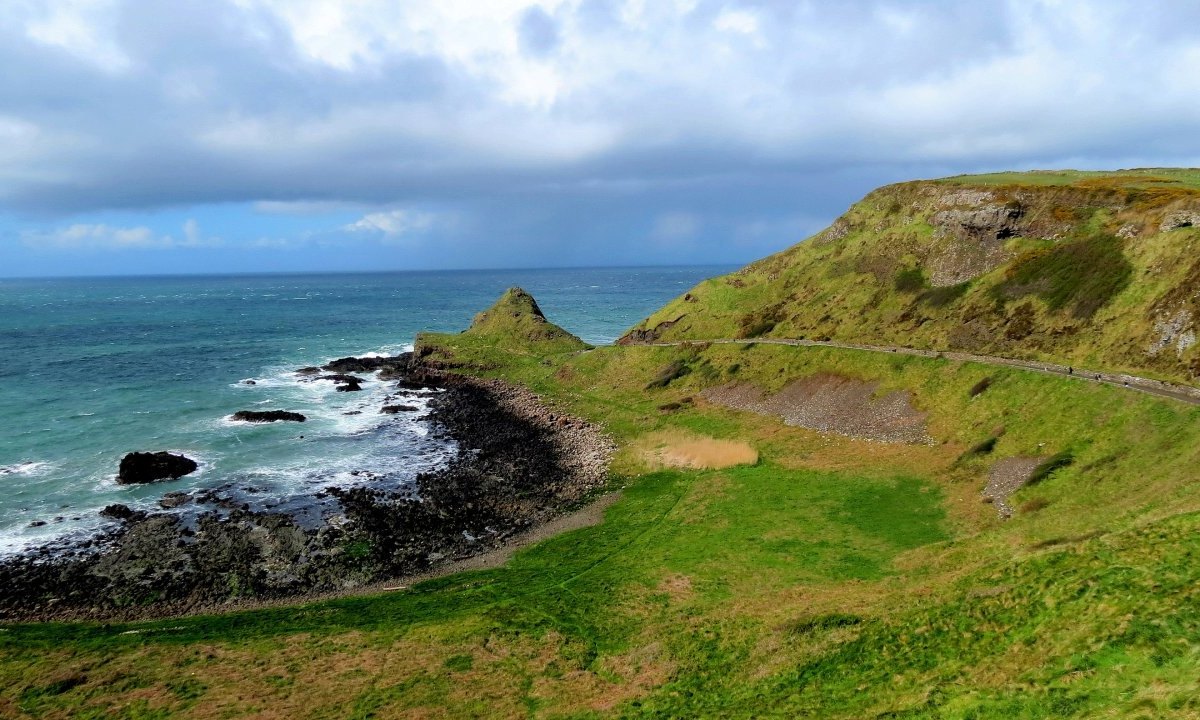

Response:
(336, 379), (362, 392)
(117, 452), (198, 485)
(159, 492), (191, 509)
(231, 410), (307, 423)
(295, 367), (321, 376)
(28, 520), (46, 528)
(316, 374), (365, 385)
(242, 379), (257, 385)
(381, 404), (419, 414)
(100, 503), (144, 521)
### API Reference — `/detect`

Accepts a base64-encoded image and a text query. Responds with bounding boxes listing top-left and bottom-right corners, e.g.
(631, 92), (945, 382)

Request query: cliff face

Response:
(623, 169), (1200, 382)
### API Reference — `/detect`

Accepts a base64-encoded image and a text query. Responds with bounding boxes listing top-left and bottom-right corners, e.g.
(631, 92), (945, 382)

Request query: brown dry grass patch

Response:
(636, 430), (758, 470)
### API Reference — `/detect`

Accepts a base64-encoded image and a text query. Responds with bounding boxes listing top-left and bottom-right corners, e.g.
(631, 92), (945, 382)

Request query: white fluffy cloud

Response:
(21, 220), (219, 250)
(344, 209), (435, 237)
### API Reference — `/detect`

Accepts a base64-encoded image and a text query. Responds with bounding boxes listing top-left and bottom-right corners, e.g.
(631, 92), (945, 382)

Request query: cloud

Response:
(22, 223), (163, 249)
(343, 209), (435, 237)
(3, 1), (1200, 272)
(21, 219), (220, 250)
(518, 5), (561, 57)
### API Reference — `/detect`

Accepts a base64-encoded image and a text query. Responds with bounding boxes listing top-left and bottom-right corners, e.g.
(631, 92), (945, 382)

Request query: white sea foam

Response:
(0, 462), (53, 477)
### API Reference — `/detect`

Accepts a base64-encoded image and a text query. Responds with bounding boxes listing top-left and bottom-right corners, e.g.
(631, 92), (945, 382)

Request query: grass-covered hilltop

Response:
(6, 170), (1200, 718)
(628, 169), (1200, 383)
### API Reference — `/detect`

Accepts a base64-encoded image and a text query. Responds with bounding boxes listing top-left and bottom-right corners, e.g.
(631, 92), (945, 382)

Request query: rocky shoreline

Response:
(0, 356), (613, 623)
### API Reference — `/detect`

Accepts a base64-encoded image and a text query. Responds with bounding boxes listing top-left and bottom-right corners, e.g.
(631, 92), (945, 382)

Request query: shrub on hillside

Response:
(646, 360), (691, 389)
(1028, 451), (1075, 485)
(969, 377), (993, 397)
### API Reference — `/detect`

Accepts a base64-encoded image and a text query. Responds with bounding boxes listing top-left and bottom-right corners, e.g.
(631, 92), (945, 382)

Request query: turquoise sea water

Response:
(0, 266), (728, 555)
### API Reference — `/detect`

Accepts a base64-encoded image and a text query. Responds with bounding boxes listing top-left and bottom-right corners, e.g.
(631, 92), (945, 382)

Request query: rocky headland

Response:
(0, 354), (613, 622)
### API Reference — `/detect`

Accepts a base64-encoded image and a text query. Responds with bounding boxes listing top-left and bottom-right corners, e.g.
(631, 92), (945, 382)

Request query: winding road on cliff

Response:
(633, 338), (1200, 406)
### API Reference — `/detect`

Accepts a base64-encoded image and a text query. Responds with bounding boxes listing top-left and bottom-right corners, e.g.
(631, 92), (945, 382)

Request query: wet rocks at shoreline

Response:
(231, 410), (307, 423)
(117, 451), (198, 485)
(0, 358), (614, 622)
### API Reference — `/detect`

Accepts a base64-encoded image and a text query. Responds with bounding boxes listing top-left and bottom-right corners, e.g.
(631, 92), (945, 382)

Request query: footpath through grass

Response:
(4, 336), (1200, 718)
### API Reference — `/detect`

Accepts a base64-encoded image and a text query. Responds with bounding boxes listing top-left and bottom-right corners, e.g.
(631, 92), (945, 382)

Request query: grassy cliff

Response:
(626, 169), (1200, 383)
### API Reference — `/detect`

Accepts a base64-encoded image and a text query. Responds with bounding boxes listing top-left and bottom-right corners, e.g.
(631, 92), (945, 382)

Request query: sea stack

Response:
(117, 451), (198, 484)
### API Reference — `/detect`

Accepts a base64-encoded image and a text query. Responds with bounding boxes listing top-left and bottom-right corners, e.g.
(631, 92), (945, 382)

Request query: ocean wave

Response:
(0, 462), (54, 477)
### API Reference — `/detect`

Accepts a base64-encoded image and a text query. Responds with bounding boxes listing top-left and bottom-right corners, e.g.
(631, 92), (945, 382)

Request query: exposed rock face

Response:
(381, 404), (419, 414)
(1159, 210), (1200, 233)
(231, 410), (307, 423)
(619, 315), (688, 345)
(928, 193), (1024, 286)
(1149, 309), (1197, 356)
(117, 452), (198, 484)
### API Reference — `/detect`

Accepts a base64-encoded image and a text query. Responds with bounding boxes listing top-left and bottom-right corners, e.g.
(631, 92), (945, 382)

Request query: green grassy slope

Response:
(5, 333), (1200, 718)
(416, 287), (589, 364)
(626, 169), (1200, 384)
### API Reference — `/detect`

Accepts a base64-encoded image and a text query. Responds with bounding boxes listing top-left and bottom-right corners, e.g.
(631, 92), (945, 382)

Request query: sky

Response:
(2, 0), (1200, 278)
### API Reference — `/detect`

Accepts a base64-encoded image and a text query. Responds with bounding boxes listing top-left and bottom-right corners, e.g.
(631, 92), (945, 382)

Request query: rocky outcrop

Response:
(381, 404), (419, 414)
(618, 315), (687, 345)
(231, 410), (307, 423)
(116, 452), (198, 485)
(323, 355), (411, 374)
(0, 369), (614, 621)
(927, 193), (1024, 286)
(1159, 210), (1200, 233)
(100, 504), (144, 521)
(305, 373), (364, 391)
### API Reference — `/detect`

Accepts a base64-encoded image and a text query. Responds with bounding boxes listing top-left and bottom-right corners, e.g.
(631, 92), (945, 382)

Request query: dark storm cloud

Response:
(3, 0), (1200, 270)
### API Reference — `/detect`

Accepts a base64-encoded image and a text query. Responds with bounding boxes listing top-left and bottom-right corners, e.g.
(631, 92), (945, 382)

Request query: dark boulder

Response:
(159, 492), (192, 509)
(324, 354), (412, 375)
(231, 410), (307, 423)
(117, 452), (198, 485)
(323, 356), (385, 373)
(100, 503), (145, 521)
(336, 379), (362, 392)
(380, 404), (419, 414)
(316, 374), (365, 385)
(295, 367), (321, 376)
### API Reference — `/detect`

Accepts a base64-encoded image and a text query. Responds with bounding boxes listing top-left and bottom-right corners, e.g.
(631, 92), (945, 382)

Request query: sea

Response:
(0, 266), (728, 556)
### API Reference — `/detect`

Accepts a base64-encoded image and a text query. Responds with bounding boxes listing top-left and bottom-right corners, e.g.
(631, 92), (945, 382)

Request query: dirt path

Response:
(637, 338), (1200, 406)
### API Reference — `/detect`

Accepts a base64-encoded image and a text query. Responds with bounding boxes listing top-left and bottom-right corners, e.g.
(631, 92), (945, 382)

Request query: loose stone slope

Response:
(702, 373), (930, 444)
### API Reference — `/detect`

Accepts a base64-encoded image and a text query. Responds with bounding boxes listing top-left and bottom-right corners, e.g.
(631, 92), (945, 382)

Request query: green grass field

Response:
(6, 328), (1200, 718)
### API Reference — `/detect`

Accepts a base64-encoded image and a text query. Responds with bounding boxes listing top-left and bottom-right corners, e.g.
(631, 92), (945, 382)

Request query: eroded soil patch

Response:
(702, 374), (930, 444)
